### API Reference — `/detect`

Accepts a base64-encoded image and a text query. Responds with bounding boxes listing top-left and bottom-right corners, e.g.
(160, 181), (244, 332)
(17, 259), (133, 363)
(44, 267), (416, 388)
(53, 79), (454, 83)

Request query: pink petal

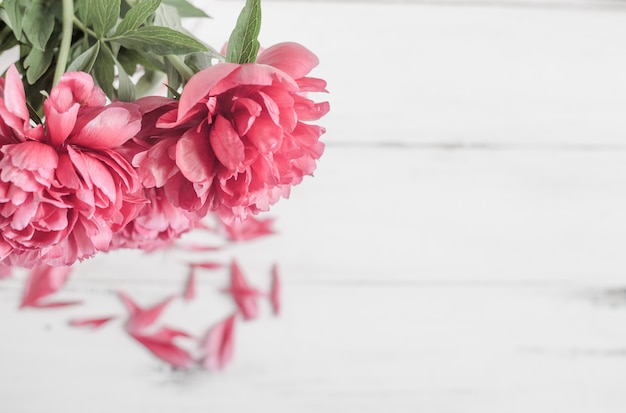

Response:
(19, 265), (75, 308)
(221, 215), (275, 242)
(270, 264), (281, 316)
(183, 267), (196, 301)
(190, 261), (223, 270)
(226, 261), (262, 320)
(178, 63), (240, 122)
(43, 100), (80, 146)
(257, 42), (319, 79)
(210, 115), (245, 171)
(200, 313), (236, 371)
(118, 291), (175, 333)
(70, 103), (141, 149)
(175, 124), (216, 183)
(69, 316), (116, 329)
(3, 65), (30, 122)
(130, 328), (194, 369)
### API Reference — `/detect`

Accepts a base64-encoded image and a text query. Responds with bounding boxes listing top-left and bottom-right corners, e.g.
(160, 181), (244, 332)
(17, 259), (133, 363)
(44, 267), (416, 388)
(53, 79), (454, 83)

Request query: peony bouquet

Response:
(0, 0), (328, 370)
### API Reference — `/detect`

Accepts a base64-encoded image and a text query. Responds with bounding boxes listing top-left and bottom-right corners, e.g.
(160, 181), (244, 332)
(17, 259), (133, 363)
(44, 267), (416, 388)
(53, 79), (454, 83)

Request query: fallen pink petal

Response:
(118, 291), (175, 333)
(69, 316), (117, 329)
(183, 267), (197, 301)
(220, 215), (276, 242)
(270, 264), (281, 316)
(200, 313), (237, 371)
(19, 265), (79, 308)
(129, 326), (195, 370)
(226, 261), (263, 320)
(191, 261), (224, 270)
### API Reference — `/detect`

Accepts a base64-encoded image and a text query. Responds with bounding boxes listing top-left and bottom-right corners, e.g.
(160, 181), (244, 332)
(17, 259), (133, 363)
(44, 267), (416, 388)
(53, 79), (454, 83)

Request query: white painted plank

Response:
(196, 1), (626, 146)
(1, 282), (626, 412)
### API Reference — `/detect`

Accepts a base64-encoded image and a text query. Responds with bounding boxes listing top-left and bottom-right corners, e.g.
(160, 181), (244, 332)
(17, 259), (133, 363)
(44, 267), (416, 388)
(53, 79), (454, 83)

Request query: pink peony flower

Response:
(134, 42), (329, 223)
(0, 66), (146, 267)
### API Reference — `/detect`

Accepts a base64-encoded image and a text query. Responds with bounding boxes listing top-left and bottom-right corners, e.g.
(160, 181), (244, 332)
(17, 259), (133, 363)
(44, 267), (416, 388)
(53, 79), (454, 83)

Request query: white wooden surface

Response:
(3, 1), (626, 412)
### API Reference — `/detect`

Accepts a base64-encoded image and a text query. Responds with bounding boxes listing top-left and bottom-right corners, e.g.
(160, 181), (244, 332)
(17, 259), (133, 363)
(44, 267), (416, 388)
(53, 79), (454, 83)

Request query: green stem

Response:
(73, 16), (98, 39)
(53, 0), (74, 86)
(165, 55), (194, 82)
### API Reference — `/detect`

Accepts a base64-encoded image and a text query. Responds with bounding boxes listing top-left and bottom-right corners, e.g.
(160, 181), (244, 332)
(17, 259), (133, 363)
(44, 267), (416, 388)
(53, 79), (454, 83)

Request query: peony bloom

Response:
(134, 42), (329, 223)
(0, 66), (146, 267)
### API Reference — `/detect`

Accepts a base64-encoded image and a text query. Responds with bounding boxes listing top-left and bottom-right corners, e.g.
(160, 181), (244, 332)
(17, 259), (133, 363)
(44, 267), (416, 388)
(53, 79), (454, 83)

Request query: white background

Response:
(2, 0), (626, 411)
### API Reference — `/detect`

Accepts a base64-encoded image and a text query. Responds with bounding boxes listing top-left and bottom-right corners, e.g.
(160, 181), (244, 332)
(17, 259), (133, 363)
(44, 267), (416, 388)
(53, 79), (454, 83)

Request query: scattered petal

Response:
(221, 215), (275, 242)
(118, 291), (175, 333)
(130, 326), (194, 369)
(184, 267), (196, 301)
(69, 316), (116, 329)
(200, 313), (236, 371)
(191, 261), (223, 270)
(225, 261), (263, 320)
(270, 264), (281, 316)
(19, 265), (80, 308)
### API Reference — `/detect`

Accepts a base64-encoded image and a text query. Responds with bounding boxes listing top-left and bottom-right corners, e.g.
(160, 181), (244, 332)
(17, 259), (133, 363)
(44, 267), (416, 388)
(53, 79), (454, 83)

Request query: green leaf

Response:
(93, 42), (116, 98)
(23, 46), (54, 84)
(162, 0), (208, 18)
(76, 0), (93, 27)
(92, 0), (121, 37)
(0, 22), (19, 52)
(115, 60), (135, 102)
(154, 3), (182, 31)
(22, 0), (54, 51)
(226, 0), (261, 64)
(116, 0), (161, 36)
(111, 26), (207, 55)
(67, 42), (101, 72)
(1, 0), (23, 41)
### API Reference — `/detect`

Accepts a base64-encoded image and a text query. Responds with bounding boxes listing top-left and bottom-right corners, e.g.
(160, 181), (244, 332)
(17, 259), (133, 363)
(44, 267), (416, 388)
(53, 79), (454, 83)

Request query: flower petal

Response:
(70, 103), (141, 149)
(210, 115), (245, 171)
(200, 313), (236, 371)
(257, 42), (319, 79)
(178, 63), (240, 122)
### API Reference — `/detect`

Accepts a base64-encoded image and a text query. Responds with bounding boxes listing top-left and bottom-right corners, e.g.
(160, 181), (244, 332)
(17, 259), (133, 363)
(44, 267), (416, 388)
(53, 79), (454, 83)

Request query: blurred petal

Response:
(118, 291), (175, 333)
(225, 261), (262, 320)
(69, 316), (116, 329)
(183, 266), (196, 301)
(270, 264), (281, 316)
(200, 313), (236, 371)
(130, 327), (194, 369)
(19, 265), (78, 308)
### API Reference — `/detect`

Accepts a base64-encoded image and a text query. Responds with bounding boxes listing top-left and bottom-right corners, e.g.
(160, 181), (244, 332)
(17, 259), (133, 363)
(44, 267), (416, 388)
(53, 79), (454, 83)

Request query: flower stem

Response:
(53, 0), (75, 86)
(166, 55), (195, 82)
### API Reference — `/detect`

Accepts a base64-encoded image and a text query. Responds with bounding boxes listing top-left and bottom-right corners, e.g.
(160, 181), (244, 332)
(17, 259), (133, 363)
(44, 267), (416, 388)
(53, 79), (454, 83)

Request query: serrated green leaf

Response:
(93, 42), (116, 98)
(111, 26), (207, 56)
(226, 0), (261, 64)
(92, 0), (121, 37)
(67, 42), (100, 72)
(162, 0), (208, 18)
(116, 0), (161, 36)
(1, 0), (23, 41)
(22, 0), (54, 51)
(23, 46), (54, 84)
